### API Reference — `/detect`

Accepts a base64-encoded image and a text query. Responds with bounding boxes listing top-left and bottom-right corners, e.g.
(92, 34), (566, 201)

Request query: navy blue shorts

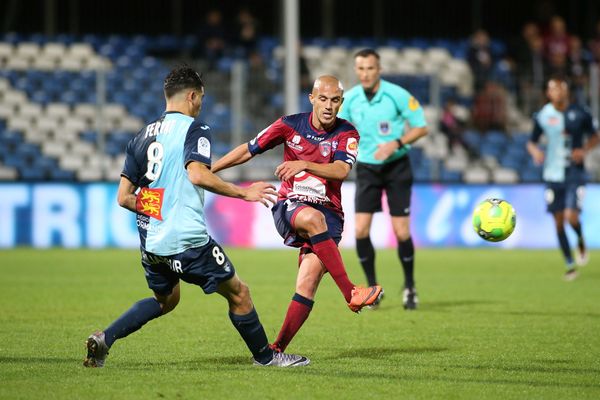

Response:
(544, 182), (585, 213)
(271, 200), (344, 248)
(140, 237), (235, 296)
(355, 157), (413, 216)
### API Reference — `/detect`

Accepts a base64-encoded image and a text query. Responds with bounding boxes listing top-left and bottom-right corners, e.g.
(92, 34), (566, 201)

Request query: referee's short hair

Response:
(164, 64), (204, 98)
(354, 48), (380, 60)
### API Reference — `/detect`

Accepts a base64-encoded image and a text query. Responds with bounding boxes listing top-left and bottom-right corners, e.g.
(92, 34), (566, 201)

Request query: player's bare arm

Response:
(117, 176), (138, 213)
(572, 132), (600, 163)
(212, 143), (254, 173)
(275, 160), (351, 181)
(187, 161), (276, 206)
(374, 126), (428, 161)
(526, 140), (545, 165)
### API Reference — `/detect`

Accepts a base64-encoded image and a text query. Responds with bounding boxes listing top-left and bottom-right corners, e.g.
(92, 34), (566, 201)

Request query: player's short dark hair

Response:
(163, 65), (204, 98)
(546, 74), (569, 89)
(354, 48), (380, 60)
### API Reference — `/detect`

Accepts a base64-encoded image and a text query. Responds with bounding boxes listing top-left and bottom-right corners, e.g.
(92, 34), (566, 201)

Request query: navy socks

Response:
(229, 308), (273, 364)
(104, 297), (162, 348)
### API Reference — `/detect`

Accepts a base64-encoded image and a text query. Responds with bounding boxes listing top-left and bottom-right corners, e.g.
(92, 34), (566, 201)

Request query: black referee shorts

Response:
(354, 156), (413, 216)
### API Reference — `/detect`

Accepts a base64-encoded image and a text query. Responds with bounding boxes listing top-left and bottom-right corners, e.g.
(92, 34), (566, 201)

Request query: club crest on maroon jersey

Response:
(319, 141), (332, 156)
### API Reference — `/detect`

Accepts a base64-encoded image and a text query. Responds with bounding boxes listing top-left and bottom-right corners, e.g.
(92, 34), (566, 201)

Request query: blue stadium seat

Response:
(1, 32), (23, 45)
(54, 33), (76, 45)
(413, 166), (431, 181)
(81, 130), (98, 143)
(2, 154), (27, 169)
(20, 168), (46, 181)
(463, 129), (483, 150)
(32, 90), (51, 105)
(49, 169), (76, 181)
(499, 154), (524, 170)
(440, 168), (462, 182)
(82, 34), (103, 50)
(483, 130), (508, 147)
(1, 130), (24, 149)
(520, 166), (542, 182)
(17, 143), (41, 159)
(29, 33), (47, 45)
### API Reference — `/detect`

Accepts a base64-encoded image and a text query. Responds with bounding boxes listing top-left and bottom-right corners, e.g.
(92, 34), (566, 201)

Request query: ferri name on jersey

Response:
(288, 172), (330, 204)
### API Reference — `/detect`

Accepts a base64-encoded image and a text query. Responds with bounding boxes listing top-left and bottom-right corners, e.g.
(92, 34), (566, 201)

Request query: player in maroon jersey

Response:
(212, 75), (383, 352)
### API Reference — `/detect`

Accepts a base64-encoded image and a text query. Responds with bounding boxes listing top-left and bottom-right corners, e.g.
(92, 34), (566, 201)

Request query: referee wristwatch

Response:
(395, 138), (405, 149)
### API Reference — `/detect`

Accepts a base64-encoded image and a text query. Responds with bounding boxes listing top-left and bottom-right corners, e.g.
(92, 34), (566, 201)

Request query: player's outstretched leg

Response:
(83, 297), (163, 367)
(83, 331), (109, 367)
(254, 351), (310, 367)
(220, 274), (309, 367)
(309, 231), (382, 311)
(348, 286), (384, 313)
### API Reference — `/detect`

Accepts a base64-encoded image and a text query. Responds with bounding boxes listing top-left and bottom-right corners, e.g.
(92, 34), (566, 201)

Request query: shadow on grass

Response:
(438, 361), (600, 376)
(422, 299), (500, 311)
(0, 356), (79, 364)
(497, 310), (600, 319)
(275, 362), (600, 390)
(331, 346), (449, 360)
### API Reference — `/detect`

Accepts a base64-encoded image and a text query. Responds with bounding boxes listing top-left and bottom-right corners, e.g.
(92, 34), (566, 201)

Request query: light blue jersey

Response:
(339, 79), (427, 165)
(122, 111), (213, 255)
(531, 103), (595, 183)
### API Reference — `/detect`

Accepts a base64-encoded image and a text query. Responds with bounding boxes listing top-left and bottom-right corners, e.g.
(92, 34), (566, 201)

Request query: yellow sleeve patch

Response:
(408, 96), (420, 111)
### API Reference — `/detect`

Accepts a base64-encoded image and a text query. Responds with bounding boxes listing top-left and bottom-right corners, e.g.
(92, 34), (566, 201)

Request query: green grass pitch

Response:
(1, 248), (599, 399)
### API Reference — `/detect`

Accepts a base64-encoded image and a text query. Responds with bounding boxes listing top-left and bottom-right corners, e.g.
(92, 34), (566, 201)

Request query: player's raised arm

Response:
(187, 161), (277, 207)
(212, 142), (254, 173)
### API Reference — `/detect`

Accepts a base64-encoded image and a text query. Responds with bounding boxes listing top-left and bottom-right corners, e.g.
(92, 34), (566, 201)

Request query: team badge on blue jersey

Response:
(319, 141), (332, 156)
(136, 187), (165, 220)
(378, 121), (391, 135)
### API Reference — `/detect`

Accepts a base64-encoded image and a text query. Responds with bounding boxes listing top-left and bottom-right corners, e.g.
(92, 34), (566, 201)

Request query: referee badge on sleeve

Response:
(378, 121), (391, 136)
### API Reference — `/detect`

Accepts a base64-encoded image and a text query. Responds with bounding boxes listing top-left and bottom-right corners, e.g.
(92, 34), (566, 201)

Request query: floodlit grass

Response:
(1, 248), (599, 399)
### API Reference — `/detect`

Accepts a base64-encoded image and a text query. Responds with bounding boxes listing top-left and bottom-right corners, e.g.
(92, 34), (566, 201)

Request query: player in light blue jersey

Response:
(527, 76), (600, 281)
(339, 49), (428, 309)
(83, 65), (309, 368)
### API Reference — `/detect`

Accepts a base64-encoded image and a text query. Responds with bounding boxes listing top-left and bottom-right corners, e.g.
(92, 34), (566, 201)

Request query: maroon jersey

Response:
(248, 112), (359, 215)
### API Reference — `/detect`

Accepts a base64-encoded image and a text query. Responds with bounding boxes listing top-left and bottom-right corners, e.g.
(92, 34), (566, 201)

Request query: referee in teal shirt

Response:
(339, 49), (428, 310)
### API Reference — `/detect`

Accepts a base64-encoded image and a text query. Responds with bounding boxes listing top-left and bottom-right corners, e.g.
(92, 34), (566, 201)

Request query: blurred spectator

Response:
(246, 51), (278, 128)
(197, 9), (229, 70)
(298, 43), (312, 92)
(468, 29), (494, 92)
(546, 49), (569, 79)
(587, 20), (600, 62)
(439, 98), (470, 153)
(235, 7), (259, 58)
(512, 23), (545, 114)
(471, 81), (508, 132)
(568, 35), (590, 104)
(543, 16), (570, 66)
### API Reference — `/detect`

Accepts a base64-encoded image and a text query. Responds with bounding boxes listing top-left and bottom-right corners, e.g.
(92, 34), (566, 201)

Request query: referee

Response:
(339, 49), (428, 310)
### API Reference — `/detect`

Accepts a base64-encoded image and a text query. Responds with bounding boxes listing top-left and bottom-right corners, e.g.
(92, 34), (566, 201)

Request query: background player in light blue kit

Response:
(339, 49), (428, 310)
(527, 75), (599, 281)
(83, 65), (309, 368)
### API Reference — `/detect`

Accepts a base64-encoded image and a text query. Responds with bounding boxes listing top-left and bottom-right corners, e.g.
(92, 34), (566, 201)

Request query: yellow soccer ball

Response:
(472, 198), (516, 242)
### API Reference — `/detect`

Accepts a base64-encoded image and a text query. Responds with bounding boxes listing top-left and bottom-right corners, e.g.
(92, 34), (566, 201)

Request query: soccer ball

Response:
(472, 198), (516, 242)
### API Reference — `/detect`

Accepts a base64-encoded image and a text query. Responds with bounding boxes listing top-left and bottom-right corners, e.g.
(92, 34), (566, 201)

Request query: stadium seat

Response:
(492, 167), (519, 183)
(440, 167), (462, 182)
(20, 168), (46, 181)
(0, 166), (18, 180)
(463, 166), (490, 183)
